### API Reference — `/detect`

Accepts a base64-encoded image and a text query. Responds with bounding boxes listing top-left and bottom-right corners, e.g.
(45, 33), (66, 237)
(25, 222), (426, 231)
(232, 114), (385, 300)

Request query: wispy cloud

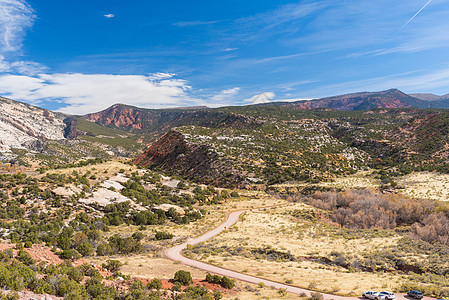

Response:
(173, 20), (221, 27)
(253, 50), (326, 64)
(238, 2), (327, 31)
(244, 92), (275, 105)
(0, 55), (47, 75)
(0, 0), (48, 76)
(281, 0), (449, 57)
(148, 72), (176, 81)
(0, 0), (35, 52)
(277, 79), (318, 91)
(221, 48), (237, 52)
(211, 87), (240, 102)
(230, 1), (327, 43)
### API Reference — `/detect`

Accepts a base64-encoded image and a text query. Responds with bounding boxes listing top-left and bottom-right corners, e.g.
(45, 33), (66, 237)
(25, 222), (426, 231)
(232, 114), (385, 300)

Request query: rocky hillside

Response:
(134, 106), (449, 187)
(134, 113), (371, 187)
(392, 111), (449, 160)
(134, 130), (244, 187)
(84, 104), (262, 142)
(0, 97), (66, 153)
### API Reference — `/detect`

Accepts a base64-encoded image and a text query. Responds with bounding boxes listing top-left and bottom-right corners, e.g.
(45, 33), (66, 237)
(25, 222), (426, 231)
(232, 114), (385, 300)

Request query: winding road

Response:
(163, 206), (434, 300)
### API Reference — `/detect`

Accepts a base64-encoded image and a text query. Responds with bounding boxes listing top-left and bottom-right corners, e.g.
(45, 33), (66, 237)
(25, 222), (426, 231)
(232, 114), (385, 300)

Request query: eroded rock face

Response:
(0, 97), (66, 151)
(134, 130), (189, 166)
(85, 104), (145, 130)
(134, 130), (244, 187)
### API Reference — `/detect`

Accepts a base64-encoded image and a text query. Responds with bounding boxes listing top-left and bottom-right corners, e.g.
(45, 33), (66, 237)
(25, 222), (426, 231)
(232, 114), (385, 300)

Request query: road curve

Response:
(163, 207), (433, 300)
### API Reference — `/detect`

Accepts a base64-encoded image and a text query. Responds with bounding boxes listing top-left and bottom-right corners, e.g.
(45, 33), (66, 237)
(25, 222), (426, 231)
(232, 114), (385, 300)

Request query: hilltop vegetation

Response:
(134, 106), (449, 188)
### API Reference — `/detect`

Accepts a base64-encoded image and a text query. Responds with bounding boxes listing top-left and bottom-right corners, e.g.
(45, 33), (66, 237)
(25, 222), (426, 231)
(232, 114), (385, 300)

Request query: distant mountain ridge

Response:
(263, 89), (434, 110)
(411, 93), (449, 101)
(83, 89), (449, 136)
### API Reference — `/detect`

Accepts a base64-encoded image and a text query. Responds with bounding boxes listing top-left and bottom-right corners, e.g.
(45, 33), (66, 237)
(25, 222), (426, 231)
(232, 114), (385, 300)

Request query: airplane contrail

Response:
(400, 0), (432, 30)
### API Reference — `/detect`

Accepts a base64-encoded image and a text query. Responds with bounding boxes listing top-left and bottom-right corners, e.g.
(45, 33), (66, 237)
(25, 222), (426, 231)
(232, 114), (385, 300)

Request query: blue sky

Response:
(0, 0), (449, 114)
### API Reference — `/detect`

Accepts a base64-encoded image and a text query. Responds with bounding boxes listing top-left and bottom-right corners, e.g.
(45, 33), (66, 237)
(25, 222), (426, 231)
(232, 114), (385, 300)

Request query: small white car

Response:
(363, 291), (380, 299)
(375, 291), (395, 300)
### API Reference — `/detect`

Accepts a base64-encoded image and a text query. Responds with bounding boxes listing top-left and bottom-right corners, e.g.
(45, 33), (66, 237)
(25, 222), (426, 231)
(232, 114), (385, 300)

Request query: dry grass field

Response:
(104, 190), (287, 248)
(397, 172), (449, 201)
(88, 256), (208, 279)
(86, 255), (304, 299)
(185, 203), (403, 296)
(84, 191), (290, 299)
(274, 170), (449, 203)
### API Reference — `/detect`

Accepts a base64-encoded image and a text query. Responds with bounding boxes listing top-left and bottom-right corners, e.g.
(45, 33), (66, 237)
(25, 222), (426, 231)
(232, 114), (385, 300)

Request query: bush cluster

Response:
(205, 273), (235, 289)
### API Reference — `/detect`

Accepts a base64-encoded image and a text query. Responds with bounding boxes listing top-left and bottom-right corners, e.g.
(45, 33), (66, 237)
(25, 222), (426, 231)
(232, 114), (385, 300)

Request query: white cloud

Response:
(0, 74), (45, 103)
(148, 72), (175, 81)
(104, 13), (115, 18)
(0, 0), (48, 76)
(0, 55), (9, 72)
(211, 87), (240, 101)
(244, 92), (275, 105)
(9, 60), (47, 75)
(0, 73), (195, 114)
(221, 48), (237, 52)
(0, 0), (35, 52)
(0, 55), (47, 75)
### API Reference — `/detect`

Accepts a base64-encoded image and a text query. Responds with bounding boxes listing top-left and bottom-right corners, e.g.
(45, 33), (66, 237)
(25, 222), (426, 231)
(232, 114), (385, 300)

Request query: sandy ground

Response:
(397, 172), (449, 201)
(179, 203), (403, 296)
(89, 256), (209, 280)
(275, 170), (449, 203)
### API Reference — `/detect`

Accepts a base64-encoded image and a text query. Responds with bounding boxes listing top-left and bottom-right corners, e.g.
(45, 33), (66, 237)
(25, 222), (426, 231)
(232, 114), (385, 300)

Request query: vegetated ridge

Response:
(84, 103), (262, 141)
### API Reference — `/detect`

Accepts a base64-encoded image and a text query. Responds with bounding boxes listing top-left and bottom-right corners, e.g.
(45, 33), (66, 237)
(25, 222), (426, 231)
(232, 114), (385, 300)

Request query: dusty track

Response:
(163, 207), (434, 300)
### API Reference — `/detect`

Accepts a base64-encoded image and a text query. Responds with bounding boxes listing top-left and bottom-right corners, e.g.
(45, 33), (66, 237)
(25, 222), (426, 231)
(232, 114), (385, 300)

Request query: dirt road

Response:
(163, 208), (434, 300)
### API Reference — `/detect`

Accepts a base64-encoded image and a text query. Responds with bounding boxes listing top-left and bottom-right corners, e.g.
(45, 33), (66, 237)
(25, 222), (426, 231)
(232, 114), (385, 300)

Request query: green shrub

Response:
(154, 231), (173, 240)
(102, 259), (123, 273)
(174, 270), (193, 286)
(147, 278), (162, 290)
(219, 276), (235, 289)
(16, 250), (35, 265)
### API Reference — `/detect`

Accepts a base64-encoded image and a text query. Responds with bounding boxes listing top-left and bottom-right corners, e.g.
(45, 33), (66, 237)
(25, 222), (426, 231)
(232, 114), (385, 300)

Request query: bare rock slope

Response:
(0, 97), (66, 152)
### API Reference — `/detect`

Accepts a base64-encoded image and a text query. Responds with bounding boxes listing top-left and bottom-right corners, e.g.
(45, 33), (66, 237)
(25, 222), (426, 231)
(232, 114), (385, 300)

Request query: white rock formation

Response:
(0, 97), (66, 151)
